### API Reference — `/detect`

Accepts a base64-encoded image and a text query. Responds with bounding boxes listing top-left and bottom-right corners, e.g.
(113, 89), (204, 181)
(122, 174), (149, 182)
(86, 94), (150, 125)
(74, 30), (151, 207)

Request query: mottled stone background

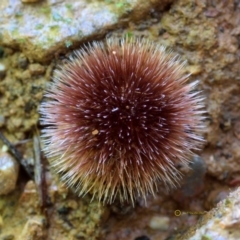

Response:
(0, 0), (240, 240)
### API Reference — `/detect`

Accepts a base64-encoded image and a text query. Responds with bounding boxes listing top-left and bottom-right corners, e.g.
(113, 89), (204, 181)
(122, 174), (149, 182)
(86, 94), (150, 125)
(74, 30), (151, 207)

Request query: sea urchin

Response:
(40, 38), (204, 205)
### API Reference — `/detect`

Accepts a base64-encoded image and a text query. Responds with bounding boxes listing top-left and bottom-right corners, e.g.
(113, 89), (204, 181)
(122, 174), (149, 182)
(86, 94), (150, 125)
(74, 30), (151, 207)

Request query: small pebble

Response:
(9, 117), (23, 128)
(67, 200), (78, 210)
(29, 63), (45, 76)
(0, 152), (19, 195)
(21, 69), (31, 80)
(148, 216), (170, 231)
(186, 65), (202, 75)
(0, 115), (5, 127)
(1, 145), (8, 152)
(74, 232), (88, 239)
(19, 216), (45, 240)
(0, 63), (7, 79)
(17, 54), (28, 69)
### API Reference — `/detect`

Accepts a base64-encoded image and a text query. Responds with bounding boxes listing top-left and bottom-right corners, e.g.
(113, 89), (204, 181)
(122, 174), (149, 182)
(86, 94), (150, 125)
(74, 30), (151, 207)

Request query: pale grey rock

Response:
(18, 216), (45, 240)
(0, 63), (7, 79)
(177, 187), (240, 240)
(0, 152), (19, 195)
(0, 0), (172, 62)
(148, 216), (170, 231)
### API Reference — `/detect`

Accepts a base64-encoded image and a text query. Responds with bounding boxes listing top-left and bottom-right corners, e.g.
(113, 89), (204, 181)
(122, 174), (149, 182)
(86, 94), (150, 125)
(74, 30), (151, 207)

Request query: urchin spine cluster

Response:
(40, 38), (205, 205)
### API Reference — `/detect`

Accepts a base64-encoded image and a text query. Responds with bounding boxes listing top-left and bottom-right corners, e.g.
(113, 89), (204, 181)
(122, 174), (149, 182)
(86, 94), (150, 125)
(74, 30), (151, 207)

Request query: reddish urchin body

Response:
(40, 38), (204, 205)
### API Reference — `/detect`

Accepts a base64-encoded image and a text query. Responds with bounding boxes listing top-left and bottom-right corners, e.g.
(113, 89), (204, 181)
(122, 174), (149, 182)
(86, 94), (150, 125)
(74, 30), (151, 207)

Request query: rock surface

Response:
(0, 177), (108, 240)
(177, 187), (240, 240)
(0, 0), (172, 62)
(0, 152), (19, 195)
(18, 216), (46, 240)
(1, 0), (240, 240)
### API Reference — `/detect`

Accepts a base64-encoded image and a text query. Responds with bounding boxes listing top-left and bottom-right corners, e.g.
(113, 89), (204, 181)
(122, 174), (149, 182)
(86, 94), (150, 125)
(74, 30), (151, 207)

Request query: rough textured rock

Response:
(0, 0), (173, 62)
(177, 187), (240, 240)
(0, 177), (109, 240)
(0, 50), (51, 142)
(172, 155), (207, 207)
(18, 216), (46, 240)
(1, 0), (240, 239)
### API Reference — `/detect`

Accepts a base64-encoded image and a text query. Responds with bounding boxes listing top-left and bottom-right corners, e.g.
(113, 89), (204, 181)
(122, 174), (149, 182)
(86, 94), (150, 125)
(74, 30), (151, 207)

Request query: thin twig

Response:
(33, 132), (49, 225)
(33, 133), (47, 207)
(0, 131), (34, 179)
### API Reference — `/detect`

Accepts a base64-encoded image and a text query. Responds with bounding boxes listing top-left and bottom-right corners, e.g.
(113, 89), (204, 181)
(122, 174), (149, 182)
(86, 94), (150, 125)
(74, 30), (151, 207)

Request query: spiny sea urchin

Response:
(40, 38), (204, 205)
